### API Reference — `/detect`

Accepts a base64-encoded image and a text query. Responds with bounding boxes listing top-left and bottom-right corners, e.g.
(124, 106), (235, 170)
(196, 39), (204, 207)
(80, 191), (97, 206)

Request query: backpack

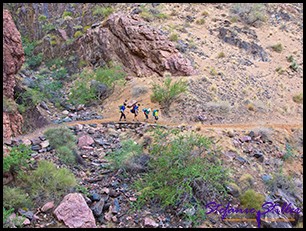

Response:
(119, 105), (124, 112)
(153, 110), (158, 116)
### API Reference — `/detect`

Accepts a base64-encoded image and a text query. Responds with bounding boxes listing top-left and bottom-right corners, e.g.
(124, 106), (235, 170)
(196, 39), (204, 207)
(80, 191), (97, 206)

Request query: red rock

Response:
(53, 193), (96, 228)
(3, 10), (25, 139)
(144, 217), (159, 228)
(41, 201), (55, 212)
(129, 197), (137, 201)
(78, 13), (196, 77)
(78, 135), (94, 148)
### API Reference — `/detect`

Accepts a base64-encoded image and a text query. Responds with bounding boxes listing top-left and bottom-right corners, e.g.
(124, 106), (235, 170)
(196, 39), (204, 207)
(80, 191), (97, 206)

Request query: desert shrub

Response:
(46, 58), (65, 69)
(107, 139), (143, 171)
(202, 11), (209, 17)
(155, 12), (168, 20)
(93, 6), (114, 18)
(289, 60), (299, 71)
(21, 160), (77, 200)
(74, 31), (83, 39)
(206, 101), (231, 114)
(133, 128), (228, 224)
(94, 64), (126, 89)
(38, 14), (47, 21)
(3, 97), (17, 113)
(292, 93), (303, 104)
(3, 207), (14, 225)
(3, 186), (33, 209)
(217, 51), (225, 58)
(131, 86), (148, 98)
(169, 33), (179, 41)
(42, 22), (55, 33)
(3, 144), (32, 173)
(150, 77), (188, 111)
(230, 16), (239, 23)
(266, 167), (296, 195)
(56, 146), (77, 165)
(52, 67), (68, 80)
(240, 189), (265, 210)
(21, 87), (45, 106)
(83, 25), (91, 32)
(62, 11), (73, 18)
(287, 55), (294, 62)
(210, 67), (218, 76)
(271, 43), (283, 53)
(275, 67), (285, 75)
(239, 174), (254, 191)
(44, 127), (76, 149)
(196, 18), (205, 25)
(69, 77), (96, 105)
(247, 103), (255, 111)
(231, 3), (267, 27)
(282, 142), (295, 161)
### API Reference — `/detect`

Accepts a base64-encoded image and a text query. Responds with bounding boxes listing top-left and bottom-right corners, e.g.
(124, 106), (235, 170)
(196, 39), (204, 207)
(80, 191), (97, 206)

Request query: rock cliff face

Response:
(78, 13), (196, 77)
(3, 10), (25, 139)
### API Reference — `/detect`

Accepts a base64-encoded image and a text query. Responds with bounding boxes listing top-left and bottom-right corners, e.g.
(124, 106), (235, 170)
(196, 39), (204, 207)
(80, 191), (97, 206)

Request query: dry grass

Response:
(206, 101), (231, 114)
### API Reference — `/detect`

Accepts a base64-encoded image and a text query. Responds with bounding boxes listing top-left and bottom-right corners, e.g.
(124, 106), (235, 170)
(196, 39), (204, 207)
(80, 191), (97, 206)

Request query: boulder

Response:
(78, 135), (94, 148)
(144, 217), (159, 228)
(53, 193), (96, 228)
(77, 13), (196, 77)
(41, 201), (55, 212)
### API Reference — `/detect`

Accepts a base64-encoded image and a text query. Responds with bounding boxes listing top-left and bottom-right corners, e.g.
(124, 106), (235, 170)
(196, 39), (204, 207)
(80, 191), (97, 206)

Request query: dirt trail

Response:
(7, 116), (303, 143)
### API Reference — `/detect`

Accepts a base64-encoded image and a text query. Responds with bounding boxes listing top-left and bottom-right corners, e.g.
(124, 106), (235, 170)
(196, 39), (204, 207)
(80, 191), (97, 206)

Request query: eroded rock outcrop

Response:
(78, 13), (196, 77)
(53, 193), (97, 228)
(3, 10), (25, 139)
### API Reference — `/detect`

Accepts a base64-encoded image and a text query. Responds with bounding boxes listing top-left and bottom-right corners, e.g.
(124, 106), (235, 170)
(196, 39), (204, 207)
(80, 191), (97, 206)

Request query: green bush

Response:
(42, 22), (55, 33)
(289, 60), (299, 71)
(169, 33), (179, 41)
(150, 77), (187, 111)
(155, 13), (168, 20)
(20, 87), (45, 106)
(134, 129), (228, 223)
(46, 58), (65, 69)
(271, 43), (283, 53)
(21, 160), (77, 200)
(3, 186), (33, 209)
(62, 11), (73, 18)
(287, 55), (294, 62)
(275, 67), (285, 75)
(38, 14), (47, 21)
(107, 139), (143, 171)
(240, 189), (265, 210)
(44, 127), (76, 149)
(93, 6), (114, 18)
(3, 207), (14, 225)
(94, 64), (126, 89)
(292, 93), (303, 104)
(52, 67), (68, 80)
(3, 144), (32, 173)
(56, 146), (76, 165)
(74, 31), (83, 39)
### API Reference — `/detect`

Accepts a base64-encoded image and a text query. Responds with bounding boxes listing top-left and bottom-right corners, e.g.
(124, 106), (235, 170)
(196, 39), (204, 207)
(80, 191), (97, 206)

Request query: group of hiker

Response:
(119, 100), (159, 122)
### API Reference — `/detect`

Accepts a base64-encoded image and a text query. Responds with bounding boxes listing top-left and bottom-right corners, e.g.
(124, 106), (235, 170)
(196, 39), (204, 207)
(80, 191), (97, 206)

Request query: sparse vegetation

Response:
(131, 86), (148, 98)
(150, 77), (188, 112)
(38, 14), (47, 21)
(231, 3), (267, 27)
(3, 96), (17, 113)
(62, 11), (73, 18)
(275, 67), (285, 75)
(169, 33), (179, 41)
(240, 189), (265, 210)
(195, 18), (205, 25)
(74, 30), (83, 39)
(247, 103), (255, 111)
(282, 142), (295, 161)
(217, 51), (225, 58)
(230, 16), (239, 23)
(93, 6), (114, 18)
(271, 43), (283, 53)
(210, 67), (218, 76)
(202, 11), (209, 17)
(21, 37), (43, 69)
(206, 101), (231, 114)
(56, 146), (77, 165)
(292, 93), (303, 104)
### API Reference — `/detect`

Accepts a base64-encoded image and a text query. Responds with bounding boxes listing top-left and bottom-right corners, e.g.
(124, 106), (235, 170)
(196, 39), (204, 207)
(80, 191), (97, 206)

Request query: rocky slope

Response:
(3, 10), (25, 139)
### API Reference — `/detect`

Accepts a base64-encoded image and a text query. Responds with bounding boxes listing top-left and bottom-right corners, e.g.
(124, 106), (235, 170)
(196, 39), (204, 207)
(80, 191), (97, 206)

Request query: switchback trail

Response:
(7, 117), (303, 143)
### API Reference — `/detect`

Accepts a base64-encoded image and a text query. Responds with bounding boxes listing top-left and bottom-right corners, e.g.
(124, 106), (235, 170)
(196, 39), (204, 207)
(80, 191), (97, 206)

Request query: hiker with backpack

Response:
(119, 102), (127, 121)
(142, 108), (151, 121)
(131, 103), (140, 121)
(152, 109), (159, 122)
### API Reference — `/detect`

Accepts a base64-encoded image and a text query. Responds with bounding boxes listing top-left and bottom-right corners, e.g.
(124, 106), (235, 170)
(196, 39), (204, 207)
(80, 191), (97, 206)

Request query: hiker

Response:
(119, 102), (127, 121)
(153, 109), (159, 122)
(142, 108), (151, 121)
(131, 103), (140, 121)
